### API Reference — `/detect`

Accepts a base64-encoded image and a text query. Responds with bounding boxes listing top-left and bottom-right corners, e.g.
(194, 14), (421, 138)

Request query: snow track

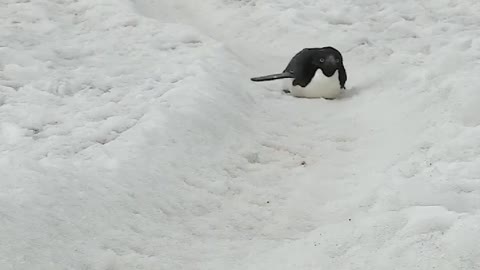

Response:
(1, 0), (480, 269)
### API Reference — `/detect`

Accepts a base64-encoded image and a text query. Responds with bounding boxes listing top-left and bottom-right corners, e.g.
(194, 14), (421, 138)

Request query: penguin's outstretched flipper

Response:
(250, 72), (294, 82)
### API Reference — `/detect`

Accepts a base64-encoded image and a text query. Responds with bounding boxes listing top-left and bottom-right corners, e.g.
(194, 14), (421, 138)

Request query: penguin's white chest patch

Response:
(288, 70), (341, 99)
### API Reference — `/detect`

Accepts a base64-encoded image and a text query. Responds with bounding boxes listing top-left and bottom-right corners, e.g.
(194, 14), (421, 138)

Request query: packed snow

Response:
(1, 0), (480, 269)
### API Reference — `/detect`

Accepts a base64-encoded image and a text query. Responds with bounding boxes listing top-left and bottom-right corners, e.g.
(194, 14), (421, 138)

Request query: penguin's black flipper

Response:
(250, 72), (294, 82)
(338, 65), (347, 89)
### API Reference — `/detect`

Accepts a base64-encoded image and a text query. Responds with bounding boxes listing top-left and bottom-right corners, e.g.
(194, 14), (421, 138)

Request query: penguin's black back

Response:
(250, 46), (347, 89)
(283, 47), (346, 88)
(282, 49), (314, 87)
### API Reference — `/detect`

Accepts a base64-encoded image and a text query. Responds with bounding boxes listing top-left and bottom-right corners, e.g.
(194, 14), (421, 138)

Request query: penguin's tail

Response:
(250, 72), (294, 82)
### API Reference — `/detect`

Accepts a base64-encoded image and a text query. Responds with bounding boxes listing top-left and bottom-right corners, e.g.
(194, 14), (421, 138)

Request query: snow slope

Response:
(1, 0), (480, 269)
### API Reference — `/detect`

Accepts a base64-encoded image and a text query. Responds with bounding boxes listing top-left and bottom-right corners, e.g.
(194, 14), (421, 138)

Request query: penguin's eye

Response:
(319, 58), (325, 63)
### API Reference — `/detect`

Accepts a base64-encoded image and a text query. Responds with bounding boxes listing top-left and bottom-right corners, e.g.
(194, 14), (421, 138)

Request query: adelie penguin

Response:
(250, 47), (347, 99)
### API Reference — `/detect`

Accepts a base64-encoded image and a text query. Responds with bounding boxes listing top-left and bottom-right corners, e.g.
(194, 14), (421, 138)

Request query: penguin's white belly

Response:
(289, 70), (341, 99)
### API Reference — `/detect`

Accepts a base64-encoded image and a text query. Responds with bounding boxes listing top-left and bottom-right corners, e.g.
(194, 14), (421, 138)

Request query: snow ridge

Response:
(1, 0), (480, 269)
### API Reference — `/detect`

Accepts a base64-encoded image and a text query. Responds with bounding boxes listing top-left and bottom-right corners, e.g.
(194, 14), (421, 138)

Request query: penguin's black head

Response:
(311, 47), (343, 77)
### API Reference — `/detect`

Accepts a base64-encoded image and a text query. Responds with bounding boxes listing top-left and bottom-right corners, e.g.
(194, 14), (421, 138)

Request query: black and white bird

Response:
(250, 47), (347, 99)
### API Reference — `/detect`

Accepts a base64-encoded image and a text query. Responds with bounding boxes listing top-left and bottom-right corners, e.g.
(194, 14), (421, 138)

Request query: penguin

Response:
(250, 47), (347, 99)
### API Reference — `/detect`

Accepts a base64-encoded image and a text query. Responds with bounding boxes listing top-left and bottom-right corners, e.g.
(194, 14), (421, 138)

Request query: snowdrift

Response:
(1, 0), (480, 269)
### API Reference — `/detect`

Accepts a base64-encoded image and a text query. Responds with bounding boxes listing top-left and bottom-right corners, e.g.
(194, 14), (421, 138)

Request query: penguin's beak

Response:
(323, 55), (338, 76)
(325, 55), (337, 67)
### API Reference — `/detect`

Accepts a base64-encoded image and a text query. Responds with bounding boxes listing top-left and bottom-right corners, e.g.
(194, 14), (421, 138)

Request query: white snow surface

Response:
(1, 0), (480, 269)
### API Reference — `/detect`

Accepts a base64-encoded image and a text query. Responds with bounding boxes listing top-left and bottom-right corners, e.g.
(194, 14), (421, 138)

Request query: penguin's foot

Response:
(282, 89), (291, 94)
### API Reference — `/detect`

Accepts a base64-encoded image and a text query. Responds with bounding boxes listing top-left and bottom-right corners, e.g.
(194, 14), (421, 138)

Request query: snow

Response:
(1, 0), (480, 269)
